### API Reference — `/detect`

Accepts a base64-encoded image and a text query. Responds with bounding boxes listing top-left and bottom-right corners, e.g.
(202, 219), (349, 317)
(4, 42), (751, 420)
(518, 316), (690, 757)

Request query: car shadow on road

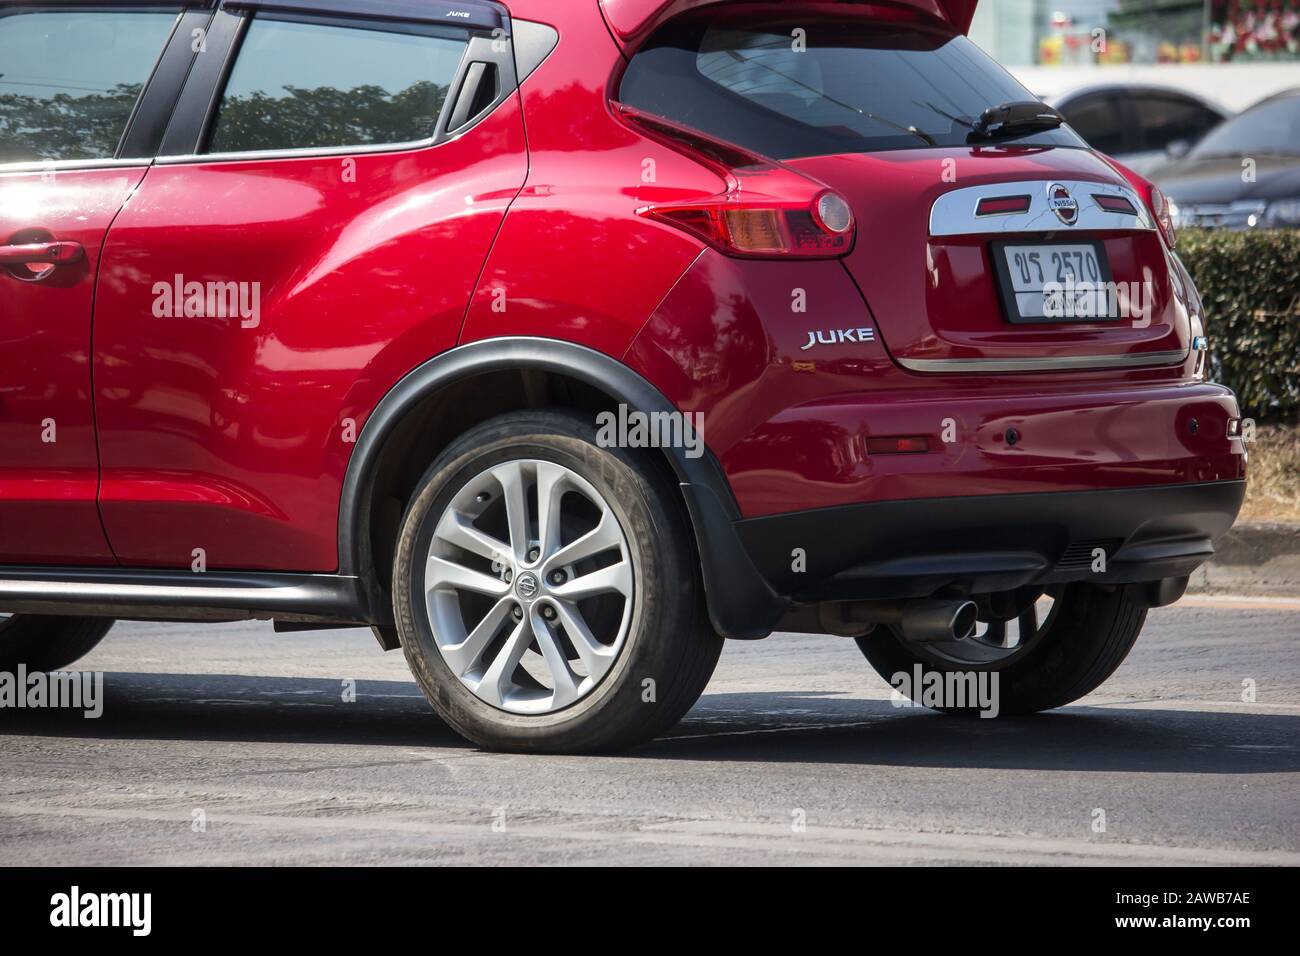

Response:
(656, 690), (1300, 774)
(2, 673), (1296, 774)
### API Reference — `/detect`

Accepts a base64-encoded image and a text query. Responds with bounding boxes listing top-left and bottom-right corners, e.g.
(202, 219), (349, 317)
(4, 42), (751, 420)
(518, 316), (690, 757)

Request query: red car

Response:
(0, 0), (1244, 751)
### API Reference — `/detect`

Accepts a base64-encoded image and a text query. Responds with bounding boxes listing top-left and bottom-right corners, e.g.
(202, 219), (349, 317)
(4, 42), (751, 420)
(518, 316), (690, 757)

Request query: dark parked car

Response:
(1151, 87), (1300, 229)
(1048, 84), (1229, 177)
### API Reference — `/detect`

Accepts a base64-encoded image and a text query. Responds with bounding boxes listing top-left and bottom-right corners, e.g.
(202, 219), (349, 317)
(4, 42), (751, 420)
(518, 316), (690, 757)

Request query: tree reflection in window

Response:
(208, 80), (449, 153)
(0, 83), (143, 163)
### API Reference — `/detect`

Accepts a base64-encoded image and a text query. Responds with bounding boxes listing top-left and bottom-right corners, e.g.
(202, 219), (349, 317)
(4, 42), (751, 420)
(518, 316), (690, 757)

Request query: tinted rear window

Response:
(619, 19), (1085, 160)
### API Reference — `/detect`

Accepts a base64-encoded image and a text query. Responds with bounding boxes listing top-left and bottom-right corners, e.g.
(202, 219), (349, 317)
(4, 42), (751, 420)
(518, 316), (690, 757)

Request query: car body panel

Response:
(625, 249), (1238, 518)
(459, 0), (714, 358)
(786, 147), (1190, 366)
(0, 167), (145, 565)
(92, 97), (529, 571)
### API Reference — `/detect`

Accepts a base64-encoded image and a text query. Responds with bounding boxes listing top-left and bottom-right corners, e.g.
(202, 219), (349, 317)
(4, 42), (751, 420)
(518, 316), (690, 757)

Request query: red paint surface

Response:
(1, 0), (1245, 574)
(0, 168), (141, 564)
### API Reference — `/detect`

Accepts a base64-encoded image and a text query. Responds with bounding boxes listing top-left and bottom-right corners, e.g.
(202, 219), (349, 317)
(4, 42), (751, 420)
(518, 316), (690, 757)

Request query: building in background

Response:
(972, 0), (1300, 109)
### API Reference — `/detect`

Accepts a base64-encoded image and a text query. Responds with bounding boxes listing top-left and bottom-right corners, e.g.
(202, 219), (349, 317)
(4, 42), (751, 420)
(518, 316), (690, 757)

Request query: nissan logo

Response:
(1047, 183), (1079, 226)
(515, 572), (539, 600)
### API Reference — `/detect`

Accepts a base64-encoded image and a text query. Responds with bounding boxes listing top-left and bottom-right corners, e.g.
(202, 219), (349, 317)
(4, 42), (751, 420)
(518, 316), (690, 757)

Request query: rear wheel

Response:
(0, 614), (114, 671)
(392, 410), (723, 752)
(854, 583), (1146, 715)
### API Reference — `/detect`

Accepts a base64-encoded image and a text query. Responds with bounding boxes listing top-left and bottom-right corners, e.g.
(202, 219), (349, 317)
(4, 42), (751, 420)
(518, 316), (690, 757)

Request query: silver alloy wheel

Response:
(424, 459), (634, 715)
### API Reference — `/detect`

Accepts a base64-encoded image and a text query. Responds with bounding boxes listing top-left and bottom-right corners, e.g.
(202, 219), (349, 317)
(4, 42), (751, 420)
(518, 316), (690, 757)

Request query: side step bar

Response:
(0, 567), (375, 624)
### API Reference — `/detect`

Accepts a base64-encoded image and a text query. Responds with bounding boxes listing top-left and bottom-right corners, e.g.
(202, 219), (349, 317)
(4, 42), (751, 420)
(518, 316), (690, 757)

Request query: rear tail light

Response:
(613, 103), (854, 259)
(1148, 184), (1177, 249)
(1104, 157), (1177, 249)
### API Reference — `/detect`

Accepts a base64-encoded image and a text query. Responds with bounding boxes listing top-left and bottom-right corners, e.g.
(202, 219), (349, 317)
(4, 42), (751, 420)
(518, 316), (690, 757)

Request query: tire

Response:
(854, 582), (1146, 716)
(392, 409), (723, 752)
(0, 614), (114, 671)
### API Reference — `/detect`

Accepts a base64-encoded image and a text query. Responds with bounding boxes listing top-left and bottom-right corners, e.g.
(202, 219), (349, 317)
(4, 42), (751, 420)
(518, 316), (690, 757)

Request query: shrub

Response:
(1178, 228), (1300, 420)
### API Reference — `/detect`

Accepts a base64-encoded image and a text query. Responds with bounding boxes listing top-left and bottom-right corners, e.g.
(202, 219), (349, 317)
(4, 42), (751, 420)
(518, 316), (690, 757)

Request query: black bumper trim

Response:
(734, 480), (1245, 604)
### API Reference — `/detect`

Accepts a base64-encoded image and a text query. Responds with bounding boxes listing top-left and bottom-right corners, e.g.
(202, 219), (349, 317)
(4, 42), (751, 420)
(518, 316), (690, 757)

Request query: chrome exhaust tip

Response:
(900, 600), (978, 644)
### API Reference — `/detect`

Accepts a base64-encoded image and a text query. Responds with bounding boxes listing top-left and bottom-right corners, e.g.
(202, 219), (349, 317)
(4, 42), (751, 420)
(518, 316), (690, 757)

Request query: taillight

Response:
(643, 191), (854, 257)
(1103, 156), (1176, 249)
(613, 102), (855, 259)
(1149, 184), (1177, 249)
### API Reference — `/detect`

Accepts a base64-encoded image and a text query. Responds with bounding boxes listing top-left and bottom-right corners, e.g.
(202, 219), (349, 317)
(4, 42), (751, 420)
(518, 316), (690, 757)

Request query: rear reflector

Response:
(1093, 194), (1138, 215)
(975, 195), (1031, 216)
(865, 436), (931, 455)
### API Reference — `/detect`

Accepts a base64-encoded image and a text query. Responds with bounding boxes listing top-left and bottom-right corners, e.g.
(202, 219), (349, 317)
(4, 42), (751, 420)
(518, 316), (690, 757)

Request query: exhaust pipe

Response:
(784, 598), (981, 641)
(899, 600), (978, 643)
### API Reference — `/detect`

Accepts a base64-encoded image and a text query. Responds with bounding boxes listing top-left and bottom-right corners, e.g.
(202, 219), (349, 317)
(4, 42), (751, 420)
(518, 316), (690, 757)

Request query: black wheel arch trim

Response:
(337, 336), (787, 640)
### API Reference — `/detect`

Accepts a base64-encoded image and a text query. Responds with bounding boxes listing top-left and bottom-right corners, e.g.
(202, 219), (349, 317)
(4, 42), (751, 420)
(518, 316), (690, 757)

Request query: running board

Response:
(0, 567), (374, 624)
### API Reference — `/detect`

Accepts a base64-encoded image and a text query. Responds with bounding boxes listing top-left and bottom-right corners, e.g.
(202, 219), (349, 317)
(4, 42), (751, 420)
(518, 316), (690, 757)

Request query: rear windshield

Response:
(619, 18), (1086, 160)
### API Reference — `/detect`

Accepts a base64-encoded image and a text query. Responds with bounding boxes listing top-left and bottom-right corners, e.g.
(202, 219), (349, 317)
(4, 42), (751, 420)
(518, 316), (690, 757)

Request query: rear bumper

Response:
(733, 479), (1245, 604)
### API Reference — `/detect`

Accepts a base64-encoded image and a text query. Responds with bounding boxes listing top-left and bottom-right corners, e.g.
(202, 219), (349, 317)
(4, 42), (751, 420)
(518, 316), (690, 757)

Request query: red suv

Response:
(0, 0), (1245, 751)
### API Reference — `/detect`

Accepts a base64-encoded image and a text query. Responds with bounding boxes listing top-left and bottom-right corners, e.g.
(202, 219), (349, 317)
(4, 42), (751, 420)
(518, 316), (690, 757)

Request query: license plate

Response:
(990, 240), (1115, 323)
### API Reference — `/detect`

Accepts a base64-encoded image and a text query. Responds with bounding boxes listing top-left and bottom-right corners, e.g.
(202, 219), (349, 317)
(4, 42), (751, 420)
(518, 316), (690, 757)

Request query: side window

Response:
(1059, 93), (1127, 155)
(206, 17), (467, 154)
(1132, 95), (1221, 151)
(0, 8), (180, 164)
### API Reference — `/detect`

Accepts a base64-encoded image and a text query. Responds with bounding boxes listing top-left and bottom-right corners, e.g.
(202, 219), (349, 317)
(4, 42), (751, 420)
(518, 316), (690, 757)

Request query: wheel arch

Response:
(338, 337), (785, 639)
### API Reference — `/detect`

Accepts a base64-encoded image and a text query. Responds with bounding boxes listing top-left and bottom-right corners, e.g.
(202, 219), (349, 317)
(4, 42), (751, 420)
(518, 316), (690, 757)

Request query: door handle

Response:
(0, 240), (85, 266)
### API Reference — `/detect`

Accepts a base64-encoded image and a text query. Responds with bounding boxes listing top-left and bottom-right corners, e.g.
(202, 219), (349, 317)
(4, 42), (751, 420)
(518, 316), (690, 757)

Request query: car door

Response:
(0, 3), (199, 564)
(91, 0), (528, 571)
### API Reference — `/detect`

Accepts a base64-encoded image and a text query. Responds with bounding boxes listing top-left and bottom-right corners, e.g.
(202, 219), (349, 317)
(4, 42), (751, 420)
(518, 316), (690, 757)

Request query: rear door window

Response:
(1130, 94), (1221, 151)
(619, 18), (1085, 160)
(0, 7), (180, 163)
(206, 16), (468, 154)
(1059, 93), (1128, 154)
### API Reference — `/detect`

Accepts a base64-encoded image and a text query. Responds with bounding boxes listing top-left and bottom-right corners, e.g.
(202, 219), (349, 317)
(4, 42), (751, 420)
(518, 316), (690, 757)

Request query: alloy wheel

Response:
(423, 459), (634, 714)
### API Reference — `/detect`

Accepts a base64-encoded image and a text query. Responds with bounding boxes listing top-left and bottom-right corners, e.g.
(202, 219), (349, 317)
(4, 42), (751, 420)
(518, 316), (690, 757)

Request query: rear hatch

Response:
(617, 11), (1189, 371)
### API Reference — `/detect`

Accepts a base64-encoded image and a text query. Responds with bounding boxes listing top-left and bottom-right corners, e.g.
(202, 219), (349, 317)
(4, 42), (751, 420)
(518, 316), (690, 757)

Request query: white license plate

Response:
(997, 242), (1113, 321)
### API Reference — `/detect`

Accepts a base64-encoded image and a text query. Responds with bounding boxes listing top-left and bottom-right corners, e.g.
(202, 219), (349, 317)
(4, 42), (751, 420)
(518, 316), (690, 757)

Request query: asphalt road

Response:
(1, 595), (1297, 865)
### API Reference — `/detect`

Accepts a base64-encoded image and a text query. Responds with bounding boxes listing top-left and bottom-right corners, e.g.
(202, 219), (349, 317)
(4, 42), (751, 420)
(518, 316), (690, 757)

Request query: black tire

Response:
(392, 409), (723, 752)
(854, 582), (1146, 715)
(0, 615), (114, 671)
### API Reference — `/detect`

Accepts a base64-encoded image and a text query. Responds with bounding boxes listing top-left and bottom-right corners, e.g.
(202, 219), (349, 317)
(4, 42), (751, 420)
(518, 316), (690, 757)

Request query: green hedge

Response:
(1178, 228), (1300, 420)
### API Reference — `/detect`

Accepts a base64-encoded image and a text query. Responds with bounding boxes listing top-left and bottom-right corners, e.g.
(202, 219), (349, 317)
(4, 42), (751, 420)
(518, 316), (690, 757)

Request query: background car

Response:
(1150, 87), (1300, 229)
(1045, 84), (1230, 176)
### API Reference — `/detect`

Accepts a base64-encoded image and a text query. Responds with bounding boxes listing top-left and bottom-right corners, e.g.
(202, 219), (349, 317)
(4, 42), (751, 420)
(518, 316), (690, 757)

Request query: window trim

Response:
(0, 3), (191, 171)
(156, 5), (516, 163)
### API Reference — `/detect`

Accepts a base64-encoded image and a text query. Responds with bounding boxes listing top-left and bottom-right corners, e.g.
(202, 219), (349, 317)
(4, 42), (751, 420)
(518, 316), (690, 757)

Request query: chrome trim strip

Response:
(156, 137), (433, 164)
(0, 157), (153, 174)
(898, 349), (1188, 373)
(0, 568), (371, 622)
(929, 179), (1155, 236)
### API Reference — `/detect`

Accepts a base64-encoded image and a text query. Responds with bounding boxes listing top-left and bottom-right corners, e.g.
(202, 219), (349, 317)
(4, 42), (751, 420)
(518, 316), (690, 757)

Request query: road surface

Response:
(1, 595), (1297, 865)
